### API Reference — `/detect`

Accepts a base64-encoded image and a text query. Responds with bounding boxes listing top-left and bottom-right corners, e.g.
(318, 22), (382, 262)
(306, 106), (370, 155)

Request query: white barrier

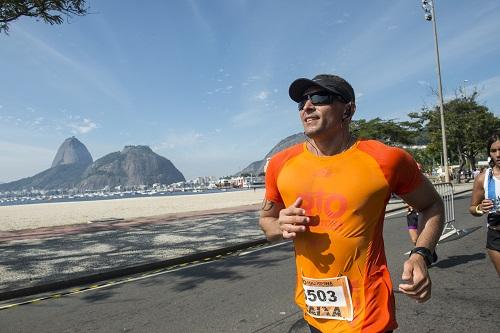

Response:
(433, 182), (463, 241)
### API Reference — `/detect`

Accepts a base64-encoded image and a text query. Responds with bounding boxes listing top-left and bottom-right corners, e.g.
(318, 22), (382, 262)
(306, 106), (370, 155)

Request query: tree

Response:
(351, 118), (416, 146)
(0, 0), (88, 34)
(413, 91), (500, 182)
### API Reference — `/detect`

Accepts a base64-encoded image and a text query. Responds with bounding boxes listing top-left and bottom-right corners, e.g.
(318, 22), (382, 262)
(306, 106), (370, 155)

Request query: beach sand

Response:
(0, 189), (265, 232)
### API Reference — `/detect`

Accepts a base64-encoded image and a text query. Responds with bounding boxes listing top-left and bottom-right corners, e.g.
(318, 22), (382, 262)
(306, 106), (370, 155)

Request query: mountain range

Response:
(0, 137), (185, 191)
(239, 132), (306, 176)
(1, 133), (304, 191)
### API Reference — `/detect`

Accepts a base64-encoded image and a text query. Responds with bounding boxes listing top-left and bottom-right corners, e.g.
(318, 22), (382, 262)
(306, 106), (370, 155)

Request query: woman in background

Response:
(469, 130), (500, 276)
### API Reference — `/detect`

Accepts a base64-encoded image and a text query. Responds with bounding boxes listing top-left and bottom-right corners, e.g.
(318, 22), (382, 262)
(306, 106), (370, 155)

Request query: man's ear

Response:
(342, 102), (356, 120)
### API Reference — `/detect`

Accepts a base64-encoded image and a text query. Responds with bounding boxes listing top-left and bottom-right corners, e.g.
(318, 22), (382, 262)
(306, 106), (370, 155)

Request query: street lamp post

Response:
(421, 0), (450, 183)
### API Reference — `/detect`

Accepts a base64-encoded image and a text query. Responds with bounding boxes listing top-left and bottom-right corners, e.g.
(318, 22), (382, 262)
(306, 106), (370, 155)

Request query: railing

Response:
(433, 182), (463, 241)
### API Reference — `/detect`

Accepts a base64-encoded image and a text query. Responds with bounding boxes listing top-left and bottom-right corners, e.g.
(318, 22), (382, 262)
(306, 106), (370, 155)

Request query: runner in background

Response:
(259, 74), (445, 333)
(469, 130), (500, 277)
(406, 163), (438, 264)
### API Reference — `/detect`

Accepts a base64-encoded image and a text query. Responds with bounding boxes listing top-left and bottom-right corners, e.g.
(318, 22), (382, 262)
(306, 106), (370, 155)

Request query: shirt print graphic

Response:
(299, 191), (348, 230)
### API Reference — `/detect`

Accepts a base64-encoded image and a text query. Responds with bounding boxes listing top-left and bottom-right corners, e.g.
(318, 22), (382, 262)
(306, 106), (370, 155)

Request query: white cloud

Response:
(256, 91), (270, 100)
(241, 75), (262, 87)
(19, 29), (131, 107)
(68, 118), (98, 134)
(188, 0), (216, 43)
(443, 15), (500, 60)
(475, 75), (500, 99)
(32, 117), (44, 126)
(206, 85), (233, 95)
(231, 108), (266, 128)
(153, 131), (205, 150)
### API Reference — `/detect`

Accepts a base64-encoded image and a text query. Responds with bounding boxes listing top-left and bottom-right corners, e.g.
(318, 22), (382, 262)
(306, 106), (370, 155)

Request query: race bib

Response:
(302, 275), (354, 321)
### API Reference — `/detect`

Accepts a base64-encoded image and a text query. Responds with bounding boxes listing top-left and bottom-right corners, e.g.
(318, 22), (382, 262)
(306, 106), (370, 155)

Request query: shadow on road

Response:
(159, 242), (294, 293)
(434, 252), (486, 269)
(438, 226), (482, 244)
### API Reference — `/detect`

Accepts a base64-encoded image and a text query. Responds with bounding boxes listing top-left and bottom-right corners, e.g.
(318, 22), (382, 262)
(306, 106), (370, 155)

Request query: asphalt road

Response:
(0, 193), (499, 332)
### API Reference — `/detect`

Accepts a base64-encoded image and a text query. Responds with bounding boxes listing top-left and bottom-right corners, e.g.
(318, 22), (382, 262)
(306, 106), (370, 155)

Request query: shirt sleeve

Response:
(358, 140), (423, 195)
(391, 147), (423, 195)
(264, 155), (284, 204)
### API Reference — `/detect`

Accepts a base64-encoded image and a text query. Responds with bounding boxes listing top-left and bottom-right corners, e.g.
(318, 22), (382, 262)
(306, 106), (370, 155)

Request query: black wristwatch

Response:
(409, 247), (433, 266)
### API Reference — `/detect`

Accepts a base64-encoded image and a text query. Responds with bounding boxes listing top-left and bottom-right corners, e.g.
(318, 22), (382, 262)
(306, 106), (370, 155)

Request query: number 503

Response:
(305, 289), (337, 302)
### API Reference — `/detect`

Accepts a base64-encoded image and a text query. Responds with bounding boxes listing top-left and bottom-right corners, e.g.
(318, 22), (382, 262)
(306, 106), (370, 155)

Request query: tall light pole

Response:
(421, 0), (450, 182)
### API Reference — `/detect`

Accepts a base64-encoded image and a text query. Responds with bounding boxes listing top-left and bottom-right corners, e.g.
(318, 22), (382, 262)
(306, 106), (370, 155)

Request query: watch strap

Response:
(410, 247), (433, 266)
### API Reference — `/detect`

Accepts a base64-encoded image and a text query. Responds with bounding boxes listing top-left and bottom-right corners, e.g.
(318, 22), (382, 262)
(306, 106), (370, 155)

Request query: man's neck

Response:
(306, 131), (354, 156)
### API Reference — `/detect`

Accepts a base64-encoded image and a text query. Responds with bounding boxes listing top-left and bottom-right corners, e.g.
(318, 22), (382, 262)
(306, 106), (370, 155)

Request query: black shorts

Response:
(486, 228), (500, 251)
(406, 210), (418, 230)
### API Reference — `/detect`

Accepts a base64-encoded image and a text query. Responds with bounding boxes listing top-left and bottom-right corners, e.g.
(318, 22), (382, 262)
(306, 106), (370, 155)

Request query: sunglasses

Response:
(297, 92), (345, 110)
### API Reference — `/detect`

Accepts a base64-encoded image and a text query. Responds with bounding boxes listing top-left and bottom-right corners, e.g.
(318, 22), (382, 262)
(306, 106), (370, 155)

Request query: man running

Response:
(259, 74), (445, 332)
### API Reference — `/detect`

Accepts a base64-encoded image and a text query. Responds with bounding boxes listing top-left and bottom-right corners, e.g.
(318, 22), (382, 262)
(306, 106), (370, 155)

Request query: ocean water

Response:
(0, 188), (251, 207)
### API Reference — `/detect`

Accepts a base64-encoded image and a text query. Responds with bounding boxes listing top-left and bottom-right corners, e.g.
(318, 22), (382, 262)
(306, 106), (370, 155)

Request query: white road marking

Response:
(239, 241), (290, 256)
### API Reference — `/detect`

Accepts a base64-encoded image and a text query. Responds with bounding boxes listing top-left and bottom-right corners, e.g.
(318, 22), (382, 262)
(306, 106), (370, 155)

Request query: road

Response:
(0, 193), (499, 332)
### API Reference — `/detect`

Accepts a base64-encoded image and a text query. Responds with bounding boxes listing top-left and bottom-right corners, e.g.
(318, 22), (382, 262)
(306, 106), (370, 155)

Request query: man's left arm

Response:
(398, 176), (444, 303)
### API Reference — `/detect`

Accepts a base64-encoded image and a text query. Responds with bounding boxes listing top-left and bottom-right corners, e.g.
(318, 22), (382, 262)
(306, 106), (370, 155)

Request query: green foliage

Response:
(350, 117), (418, 146)
(411, 90), (500, 171)
(404, 148), (437, 174)
(346, 90), (498, 175)
(0, 0), (87, 34)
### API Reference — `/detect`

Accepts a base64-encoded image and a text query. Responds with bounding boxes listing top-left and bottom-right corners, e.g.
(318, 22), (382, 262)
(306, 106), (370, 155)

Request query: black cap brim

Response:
(288, 78), (346, 103)
(289, 78), (322, 102)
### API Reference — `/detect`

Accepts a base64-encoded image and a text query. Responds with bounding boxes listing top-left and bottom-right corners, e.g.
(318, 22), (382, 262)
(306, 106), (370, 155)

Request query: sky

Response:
(1, 0), (500, 182)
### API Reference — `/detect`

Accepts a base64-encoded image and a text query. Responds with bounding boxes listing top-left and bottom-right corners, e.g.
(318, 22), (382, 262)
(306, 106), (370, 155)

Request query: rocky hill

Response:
(0, 137), (93, 191)
(78, 145), (185, 190)
(0, 139), (185, 192)
(0, 163), (89, 191)
(239, 132), (306, 175)
(51, 136), (93, 167)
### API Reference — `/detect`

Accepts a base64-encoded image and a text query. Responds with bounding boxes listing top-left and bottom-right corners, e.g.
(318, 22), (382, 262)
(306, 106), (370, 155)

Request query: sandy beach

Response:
(0, 189), (265, 232)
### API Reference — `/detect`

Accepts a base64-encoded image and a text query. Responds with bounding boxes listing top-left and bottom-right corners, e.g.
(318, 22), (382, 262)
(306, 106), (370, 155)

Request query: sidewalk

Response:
(0, 182), (473, 302)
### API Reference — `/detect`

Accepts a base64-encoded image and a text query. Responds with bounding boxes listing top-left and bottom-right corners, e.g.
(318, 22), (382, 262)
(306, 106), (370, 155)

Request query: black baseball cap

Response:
(289, 74), (355, 103)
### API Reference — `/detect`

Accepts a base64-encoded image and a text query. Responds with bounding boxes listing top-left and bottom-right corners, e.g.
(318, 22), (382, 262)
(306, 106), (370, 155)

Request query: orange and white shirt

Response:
(265, 139), (422, 333)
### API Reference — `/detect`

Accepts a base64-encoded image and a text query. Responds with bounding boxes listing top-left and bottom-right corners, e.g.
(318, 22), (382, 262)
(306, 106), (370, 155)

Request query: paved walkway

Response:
(0, 182), (473, 301)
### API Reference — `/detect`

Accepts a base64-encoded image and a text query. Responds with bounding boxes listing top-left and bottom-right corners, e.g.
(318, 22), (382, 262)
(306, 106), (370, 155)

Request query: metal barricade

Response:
(433, 182), (462, 241)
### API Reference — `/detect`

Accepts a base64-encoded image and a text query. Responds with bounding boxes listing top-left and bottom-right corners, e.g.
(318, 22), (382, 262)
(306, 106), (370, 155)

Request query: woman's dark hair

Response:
(487, 129), (500, 167)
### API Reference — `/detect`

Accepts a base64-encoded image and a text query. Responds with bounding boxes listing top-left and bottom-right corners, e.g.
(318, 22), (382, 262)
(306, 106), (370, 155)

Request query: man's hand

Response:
(279, 197), (309, 239)
(398, 254), (432, 303)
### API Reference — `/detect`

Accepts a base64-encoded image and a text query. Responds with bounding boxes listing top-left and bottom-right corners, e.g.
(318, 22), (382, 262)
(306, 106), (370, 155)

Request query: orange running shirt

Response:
(265, 139), (422, 333)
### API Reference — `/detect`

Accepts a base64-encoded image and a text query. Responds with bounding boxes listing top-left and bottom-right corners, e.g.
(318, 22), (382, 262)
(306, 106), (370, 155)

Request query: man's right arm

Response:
(259, 197), (309, 242)
(259, 199), (285, 242)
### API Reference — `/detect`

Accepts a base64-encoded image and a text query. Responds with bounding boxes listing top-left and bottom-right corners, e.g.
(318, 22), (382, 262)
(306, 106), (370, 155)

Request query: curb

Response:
(0, 188), (472, 302)
(0, 238), (268, 302)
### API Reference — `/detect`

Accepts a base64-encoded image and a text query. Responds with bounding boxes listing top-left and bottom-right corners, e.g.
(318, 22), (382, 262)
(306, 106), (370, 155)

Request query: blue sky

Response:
(1, 0), (499, 182)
